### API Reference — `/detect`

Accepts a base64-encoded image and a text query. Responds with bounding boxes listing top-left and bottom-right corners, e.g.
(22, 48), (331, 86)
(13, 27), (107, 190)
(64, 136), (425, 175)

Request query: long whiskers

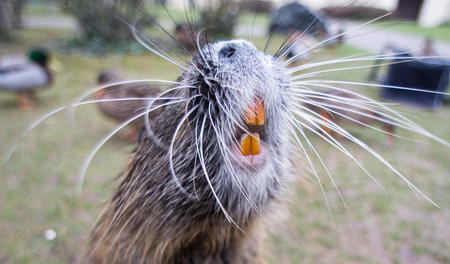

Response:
(168, 105), (199, 199)
(3, 96), (177, 163)
(280, 13), (392, 66)
(288, 107), (386, 192)
(143, 84), (197, 150)
(196, 115), (241, 229)
(298, 79), (450, 96)
(289, 95), (439, 207)
(77, 98), (188, 192)
(292, 82), (450, 147)
(132, 28), (188, 71)
(208, 96), (264, 217)
(285, 120), (339, 233)
(72, 79), (182, 110)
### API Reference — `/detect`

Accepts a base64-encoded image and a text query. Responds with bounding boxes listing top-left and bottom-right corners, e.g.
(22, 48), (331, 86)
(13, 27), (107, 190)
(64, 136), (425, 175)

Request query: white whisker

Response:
(208, 98), (263, 216)
(168, 105), (198, 199)
(295, 107), (385, 187)
(291, 102), (439, 207)
(196, 115), (241, 229)
(281, 12), (392, 66)
(285, 121), (338, 234)
(77, 98), (187, 192)
(293, 82), (450, 147)
(131, 26), (188, 71)
(3, 96), (176, 163)
(299, 79), (450, 96)
(143, 85), (196, 150)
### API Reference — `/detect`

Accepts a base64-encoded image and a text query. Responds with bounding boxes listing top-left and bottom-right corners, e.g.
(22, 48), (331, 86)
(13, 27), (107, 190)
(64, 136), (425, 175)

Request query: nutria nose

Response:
(219, 44), (237, 59)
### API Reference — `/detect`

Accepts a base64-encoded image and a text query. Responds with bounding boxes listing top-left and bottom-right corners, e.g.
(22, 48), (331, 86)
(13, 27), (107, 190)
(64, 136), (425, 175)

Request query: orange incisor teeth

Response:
(244, 107), (256, 125)
(250, 133), (261, 155)
(240, 98), (264, 156)
(239, 133), (261, 156)
(255, 99), (264, 125)
(245, 98), (265, 125)
(240, 134), (251, 156)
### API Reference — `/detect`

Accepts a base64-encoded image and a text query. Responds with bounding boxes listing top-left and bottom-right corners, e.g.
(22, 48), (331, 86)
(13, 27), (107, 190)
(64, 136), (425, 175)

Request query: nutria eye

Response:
(219, 45), (236, 59)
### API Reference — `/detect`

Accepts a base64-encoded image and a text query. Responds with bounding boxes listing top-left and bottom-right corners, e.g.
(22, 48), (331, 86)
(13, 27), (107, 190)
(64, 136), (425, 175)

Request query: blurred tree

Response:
(0, 0), (11, 40)
(0, 0), (27, 40)
(12, 0), (27, 27)
(59, 0), (145, 41)
(199, 0), (239, 39)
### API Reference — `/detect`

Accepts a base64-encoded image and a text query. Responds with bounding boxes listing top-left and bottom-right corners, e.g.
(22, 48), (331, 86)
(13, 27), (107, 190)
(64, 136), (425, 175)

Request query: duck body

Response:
(0, 58), (51, 91)
(96, 71), (164, 140)
(98, 84), (162, 129)
(0, 49), (53, 109)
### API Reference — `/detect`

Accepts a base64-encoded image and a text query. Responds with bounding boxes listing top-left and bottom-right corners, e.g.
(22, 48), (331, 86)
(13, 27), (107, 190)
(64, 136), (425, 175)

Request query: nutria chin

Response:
(82, 40), (296, 263)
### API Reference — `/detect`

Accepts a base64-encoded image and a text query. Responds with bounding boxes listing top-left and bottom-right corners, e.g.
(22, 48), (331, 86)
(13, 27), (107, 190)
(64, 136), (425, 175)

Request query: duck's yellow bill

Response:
(49, 58), (63, 72)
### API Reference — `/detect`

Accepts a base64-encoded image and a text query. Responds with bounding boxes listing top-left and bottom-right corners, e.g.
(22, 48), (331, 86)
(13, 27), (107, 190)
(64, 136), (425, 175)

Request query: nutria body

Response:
(83, 40), (295, 263)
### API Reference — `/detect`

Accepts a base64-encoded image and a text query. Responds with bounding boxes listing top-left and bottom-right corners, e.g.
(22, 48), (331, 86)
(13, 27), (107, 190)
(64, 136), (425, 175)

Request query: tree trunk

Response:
(0, 0), (27, 40)
(0, 0), (12, 40)
(11, 0), (27, 28)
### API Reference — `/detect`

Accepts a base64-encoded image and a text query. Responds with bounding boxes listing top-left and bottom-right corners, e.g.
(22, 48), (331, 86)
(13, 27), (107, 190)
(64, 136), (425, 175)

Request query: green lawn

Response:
(25, 2), (61, 16)
(1, 28), (449, 263)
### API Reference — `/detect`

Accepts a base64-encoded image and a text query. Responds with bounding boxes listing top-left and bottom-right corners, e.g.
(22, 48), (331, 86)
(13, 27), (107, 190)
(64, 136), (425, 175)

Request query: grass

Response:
(25, 1), (62, 16)
(237, 11), (270, 27)
(1, 27), (449, 263)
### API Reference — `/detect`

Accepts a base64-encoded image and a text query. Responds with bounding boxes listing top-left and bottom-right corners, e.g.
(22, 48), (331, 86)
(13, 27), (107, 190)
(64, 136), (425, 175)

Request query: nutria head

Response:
(138, 39), (294, 223)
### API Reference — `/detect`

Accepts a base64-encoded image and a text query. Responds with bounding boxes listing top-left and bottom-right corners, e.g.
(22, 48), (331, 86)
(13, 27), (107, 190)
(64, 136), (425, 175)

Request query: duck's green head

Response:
(28, 48), (50, 66)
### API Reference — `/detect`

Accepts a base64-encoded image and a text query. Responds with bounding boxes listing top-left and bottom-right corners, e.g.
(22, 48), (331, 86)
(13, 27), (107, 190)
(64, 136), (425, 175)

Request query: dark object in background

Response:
(381, 54), (449, 108)
(394, 0), (424, 21)
(174, 22), (207, 52)
(320, 5), (390, 20)
(239, 0), (273, 13)
(269, 2), (326, 34)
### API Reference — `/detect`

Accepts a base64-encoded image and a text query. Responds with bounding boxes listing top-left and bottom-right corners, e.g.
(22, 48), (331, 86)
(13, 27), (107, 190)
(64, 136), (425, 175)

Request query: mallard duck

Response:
(96, 70), (164, 141)
(0, 48), (53, 109)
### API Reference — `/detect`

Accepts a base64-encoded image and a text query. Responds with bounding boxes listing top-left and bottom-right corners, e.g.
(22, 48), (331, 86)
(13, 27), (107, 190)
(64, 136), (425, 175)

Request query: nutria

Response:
(83, 40), (295, 263)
